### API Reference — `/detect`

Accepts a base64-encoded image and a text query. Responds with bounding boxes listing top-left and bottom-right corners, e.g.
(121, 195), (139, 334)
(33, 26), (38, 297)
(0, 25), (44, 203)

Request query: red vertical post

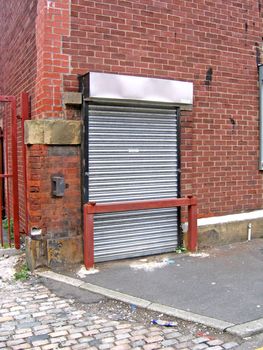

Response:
(0, 176), (2, 247)
(21, 92), (29, 235)
(187, 196), (198, 252)
(83, 204), (94, 269)
(0, 130), (3, 247)
(11, 97), (20, 249)
(4, 108), (11, 246)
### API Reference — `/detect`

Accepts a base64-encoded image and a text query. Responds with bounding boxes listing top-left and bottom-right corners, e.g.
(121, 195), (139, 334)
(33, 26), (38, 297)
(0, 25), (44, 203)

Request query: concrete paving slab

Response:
(37, 270), (151, 308)
(79, 281), (152, 308)
(80, 239), (263, 326)
(148, 303), (234, 331)
(37, 270), (83, 288)
(38, 269), (235, 334)
(41, 239), (263, 337)
(39, 276), (106, 304)
(227, 318), (263, 337)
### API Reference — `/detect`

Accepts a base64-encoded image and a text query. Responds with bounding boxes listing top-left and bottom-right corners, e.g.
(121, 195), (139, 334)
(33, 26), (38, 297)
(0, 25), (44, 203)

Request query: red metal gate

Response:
(0, 93), (29, 249)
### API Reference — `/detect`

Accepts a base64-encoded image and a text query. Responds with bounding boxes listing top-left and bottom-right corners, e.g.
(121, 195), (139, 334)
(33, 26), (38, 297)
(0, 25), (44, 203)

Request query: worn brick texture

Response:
(0, 0), (81, 238)
(62, 0), (263, 217)
(0, 0), (37, 233)
(0, 0), (263, 244)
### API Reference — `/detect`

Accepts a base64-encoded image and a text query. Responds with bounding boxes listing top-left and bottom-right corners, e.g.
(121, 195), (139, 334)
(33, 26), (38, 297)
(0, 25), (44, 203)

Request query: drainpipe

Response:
(259, 64), (263, 170)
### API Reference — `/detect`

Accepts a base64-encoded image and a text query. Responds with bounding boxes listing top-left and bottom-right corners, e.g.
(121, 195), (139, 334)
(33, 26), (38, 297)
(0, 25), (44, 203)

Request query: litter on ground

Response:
(77, 266), (99, 278)
(152, 319), (178, 327)
(130, 258), (175, 272)
(189, 252), (210, 258)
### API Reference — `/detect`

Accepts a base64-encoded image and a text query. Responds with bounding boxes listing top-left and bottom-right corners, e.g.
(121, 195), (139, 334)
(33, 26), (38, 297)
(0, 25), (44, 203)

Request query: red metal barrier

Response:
(0, 95), (20, 249)
(21, 92), (29, 234)
(0, 130), (3, 247)
(83, 196), (198, 269)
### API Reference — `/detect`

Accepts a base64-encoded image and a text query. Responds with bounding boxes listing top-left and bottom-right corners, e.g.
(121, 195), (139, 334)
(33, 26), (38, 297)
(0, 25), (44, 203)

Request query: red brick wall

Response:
(1, 0), (263, 247)
(0, 0), (37, 97)
(0, 0), (81, 240)
(0, 0), (37, 233)
(28, 145), (81, 238)
(34, 0), (71, 119)
(62, 0), (263, 217)
(28, 0), (81, 237)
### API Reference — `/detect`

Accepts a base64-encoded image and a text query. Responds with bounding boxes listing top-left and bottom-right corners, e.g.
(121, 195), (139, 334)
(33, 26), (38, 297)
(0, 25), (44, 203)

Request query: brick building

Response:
(0, 0), (262, 267)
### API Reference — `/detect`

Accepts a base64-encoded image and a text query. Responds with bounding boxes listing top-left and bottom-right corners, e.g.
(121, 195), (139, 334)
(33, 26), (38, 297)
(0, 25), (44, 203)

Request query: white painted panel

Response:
(89, 72), (193, 105)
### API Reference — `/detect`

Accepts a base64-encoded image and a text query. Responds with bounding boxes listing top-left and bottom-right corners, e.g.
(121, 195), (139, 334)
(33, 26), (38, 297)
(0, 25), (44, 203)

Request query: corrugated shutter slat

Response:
(88, 104), (179, 262)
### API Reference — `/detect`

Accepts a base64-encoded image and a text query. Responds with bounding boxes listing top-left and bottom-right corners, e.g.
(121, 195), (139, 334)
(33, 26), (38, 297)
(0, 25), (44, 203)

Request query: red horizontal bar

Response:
(0, 96), (15, 103)
(0, 174), (12, 178)
(85, 197), (197, 214)
(83, 196), (198, 269)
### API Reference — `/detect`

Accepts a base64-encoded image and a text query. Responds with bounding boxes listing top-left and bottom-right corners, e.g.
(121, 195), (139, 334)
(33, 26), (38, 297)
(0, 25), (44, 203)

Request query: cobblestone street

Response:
(0, 274), (241, 350)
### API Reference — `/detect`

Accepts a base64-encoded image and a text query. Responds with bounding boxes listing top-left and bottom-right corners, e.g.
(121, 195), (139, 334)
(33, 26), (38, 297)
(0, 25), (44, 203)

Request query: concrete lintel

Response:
(24, 120), (81, 145)
(62, 92), (82, 105)
(24, 120), (45, 144)
(44, 120), (81, 145)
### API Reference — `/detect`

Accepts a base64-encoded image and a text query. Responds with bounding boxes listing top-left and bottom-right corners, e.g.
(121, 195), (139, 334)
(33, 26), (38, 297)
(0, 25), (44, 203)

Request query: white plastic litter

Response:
(130, 258), (174, 272)
(77, 266), (99, 278)
(189, 252), (210, 258)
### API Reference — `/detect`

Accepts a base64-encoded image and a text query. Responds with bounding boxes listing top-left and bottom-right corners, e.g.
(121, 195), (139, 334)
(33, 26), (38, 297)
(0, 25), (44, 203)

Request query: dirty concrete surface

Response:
(0, 250), (243, 349)
(1, 241), (263, 349)
(63, 239), (263, 325)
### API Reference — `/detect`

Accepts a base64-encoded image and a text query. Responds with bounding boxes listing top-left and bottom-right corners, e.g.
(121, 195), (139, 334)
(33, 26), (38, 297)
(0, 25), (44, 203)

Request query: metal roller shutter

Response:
(88, 104), (180, 262)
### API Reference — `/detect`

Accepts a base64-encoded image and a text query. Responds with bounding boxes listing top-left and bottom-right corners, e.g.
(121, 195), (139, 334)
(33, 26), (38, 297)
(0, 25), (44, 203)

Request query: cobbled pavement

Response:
(0, 278), (240, 350)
